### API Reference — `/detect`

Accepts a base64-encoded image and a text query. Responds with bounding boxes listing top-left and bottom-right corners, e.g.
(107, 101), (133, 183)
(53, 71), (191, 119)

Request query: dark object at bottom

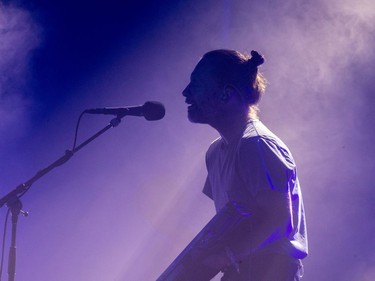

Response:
(156, 201), (252, 281)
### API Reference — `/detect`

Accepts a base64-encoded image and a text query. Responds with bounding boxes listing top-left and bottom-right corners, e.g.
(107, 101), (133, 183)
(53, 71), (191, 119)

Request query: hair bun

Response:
(249, 50), (265, 67)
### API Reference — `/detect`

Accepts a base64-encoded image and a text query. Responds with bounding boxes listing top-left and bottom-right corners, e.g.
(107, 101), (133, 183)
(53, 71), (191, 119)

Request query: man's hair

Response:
(202, 49), (267, 119)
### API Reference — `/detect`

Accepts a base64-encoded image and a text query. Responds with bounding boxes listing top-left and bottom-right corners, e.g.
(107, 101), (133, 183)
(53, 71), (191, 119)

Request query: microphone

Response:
(84, 101), (165, 121)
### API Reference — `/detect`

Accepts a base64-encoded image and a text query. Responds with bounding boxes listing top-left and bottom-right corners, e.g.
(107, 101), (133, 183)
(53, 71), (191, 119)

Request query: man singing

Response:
(182, 49), (308, 281)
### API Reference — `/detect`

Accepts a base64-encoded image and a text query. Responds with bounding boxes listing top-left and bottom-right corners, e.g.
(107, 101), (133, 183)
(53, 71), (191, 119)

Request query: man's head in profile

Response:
(182, 49), (266, 132)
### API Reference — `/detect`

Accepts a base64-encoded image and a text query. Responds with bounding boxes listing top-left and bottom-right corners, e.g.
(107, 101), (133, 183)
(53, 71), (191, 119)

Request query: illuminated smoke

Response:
(0, 3), (40, 135)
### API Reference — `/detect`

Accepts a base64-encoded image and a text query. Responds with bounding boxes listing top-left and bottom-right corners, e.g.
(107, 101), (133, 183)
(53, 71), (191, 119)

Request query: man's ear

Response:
(220, 84), (238, 102)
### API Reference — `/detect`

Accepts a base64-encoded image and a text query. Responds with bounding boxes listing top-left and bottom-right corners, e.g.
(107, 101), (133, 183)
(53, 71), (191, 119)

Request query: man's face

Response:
(182, 59), (222, 124)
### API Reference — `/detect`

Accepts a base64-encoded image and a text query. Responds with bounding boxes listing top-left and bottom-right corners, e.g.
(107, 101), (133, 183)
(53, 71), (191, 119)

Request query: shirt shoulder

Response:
(242, 120), (296, 167)
(238, 121), (297, 193)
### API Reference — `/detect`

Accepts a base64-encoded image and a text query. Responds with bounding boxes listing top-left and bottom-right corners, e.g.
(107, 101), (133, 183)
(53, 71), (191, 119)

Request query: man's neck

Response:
(211, 114), (249, 144)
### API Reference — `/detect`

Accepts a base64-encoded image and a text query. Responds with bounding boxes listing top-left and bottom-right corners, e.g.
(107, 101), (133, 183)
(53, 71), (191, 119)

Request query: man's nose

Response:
(182, 84), (190, 97)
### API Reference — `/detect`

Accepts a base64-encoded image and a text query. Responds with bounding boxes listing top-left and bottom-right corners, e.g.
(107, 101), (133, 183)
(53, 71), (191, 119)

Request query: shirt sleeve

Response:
(238, 137), (296, 197)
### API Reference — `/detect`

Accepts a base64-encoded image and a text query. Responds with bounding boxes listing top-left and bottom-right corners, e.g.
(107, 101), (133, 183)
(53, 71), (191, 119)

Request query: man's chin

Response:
(188, 113), (207, 124)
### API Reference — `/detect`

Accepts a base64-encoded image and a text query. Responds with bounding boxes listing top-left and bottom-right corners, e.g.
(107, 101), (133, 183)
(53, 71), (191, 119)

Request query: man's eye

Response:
(190, 83), (203, 91)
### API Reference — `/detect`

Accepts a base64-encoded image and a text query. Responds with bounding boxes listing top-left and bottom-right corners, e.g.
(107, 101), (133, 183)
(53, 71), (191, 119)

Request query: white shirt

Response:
(203, 120), (308, 259)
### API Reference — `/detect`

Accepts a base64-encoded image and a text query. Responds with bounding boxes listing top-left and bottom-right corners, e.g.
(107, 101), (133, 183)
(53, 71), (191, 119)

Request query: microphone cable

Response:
(72, 111), (86, 151)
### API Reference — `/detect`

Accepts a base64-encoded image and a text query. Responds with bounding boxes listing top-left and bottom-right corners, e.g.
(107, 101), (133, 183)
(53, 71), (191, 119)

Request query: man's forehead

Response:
(191, 58), (215, 79)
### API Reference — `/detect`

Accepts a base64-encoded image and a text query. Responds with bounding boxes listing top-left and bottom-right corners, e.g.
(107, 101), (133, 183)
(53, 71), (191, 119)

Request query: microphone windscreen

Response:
(143, 101), (166, 121)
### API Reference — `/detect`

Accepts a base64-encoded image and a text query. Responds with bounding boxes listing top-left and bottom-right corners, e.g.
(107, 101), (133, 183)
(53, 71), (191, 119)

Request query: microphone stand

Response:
(0, 115), (123, 281)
